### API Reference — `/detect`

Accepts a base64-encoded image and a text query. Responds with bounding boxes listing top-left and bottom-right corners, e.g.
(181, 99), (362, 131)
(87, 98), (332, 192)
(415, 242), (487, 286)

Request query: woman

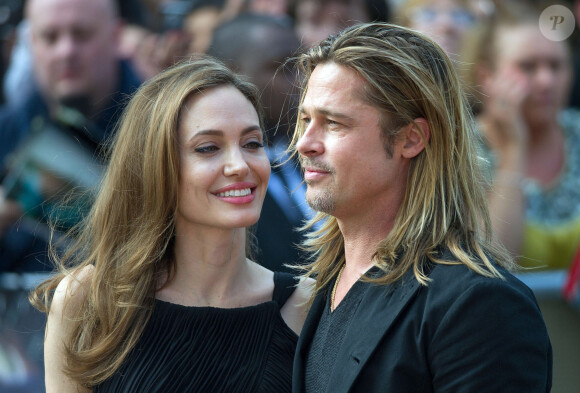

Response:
(395, 0), (477, 60)
(467, 2), (580, 269)
(30, 56), (311, 392)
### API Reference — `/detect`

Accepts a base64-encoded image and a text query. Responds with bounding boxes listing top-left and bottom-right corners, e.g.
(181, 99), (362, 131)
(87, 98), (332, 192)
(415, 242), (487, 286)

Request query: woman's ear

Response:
(401, 118), (430, 158)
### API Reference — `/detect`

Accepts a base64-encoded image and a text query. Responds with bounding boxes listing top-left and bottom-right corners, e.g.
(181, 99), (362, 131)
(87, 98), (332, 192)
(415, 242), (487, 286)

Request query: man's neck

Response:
(331, 215), (395, 309)
(338, 211), (395, 275)
(48, 95), (97, 123)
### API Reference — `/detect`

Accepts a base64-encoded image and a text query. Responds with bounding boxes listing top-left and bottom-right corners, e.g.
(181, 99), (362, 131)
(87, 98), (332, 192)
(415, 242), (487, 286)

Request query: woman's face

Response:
(175, 85), (270, 234)
(406, 0), (475, 57)
(494, 25), (572, 125)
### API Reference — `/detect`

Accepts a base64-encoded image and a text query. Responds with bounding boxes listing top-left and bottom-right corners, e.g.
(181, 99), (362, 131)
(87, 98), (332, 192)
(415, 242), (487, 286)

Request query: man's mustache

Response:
(299, 158), (334, 174)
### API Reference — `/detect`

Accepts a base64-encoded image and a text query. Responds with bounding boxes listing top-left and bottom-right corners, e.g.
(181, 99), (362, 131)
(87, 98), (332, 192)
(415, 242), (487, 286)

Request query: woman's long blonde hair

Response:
(289, 23), (516, 295)
(30, 56), (264, 387)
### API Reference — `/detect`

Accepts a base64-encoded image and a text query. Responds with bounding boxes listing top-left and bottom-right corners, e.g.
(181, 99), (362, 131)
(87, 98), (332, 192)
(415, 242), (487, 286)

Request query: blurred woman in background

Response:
(466, 1), (580, 270)
(395, 0), (478, 60)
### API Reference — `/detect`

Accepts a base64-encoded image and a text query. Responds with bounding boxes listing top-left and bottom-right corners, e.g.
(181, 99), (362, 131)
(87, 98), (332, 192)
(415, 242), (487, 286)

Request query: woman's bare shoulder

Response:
(51, 264), (94, 317)
(45, 265), (94, 393)
(280, 277), (315, 335)
(288, 277), (315, 307)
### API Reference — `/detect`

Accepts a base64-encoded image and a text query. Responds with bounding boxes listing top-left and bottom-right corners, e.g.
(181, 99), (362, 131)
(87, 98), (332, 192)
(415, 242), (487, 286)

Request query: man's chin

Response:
(57, 92), (93, 116)
(306, 193), (335, 215)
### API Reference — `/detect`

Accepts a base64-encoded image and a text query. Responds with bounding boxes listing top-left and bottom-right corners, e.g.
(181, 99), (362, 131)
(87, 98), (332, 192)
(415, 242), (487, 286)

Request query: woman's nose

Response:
(224, 147), (250, 177)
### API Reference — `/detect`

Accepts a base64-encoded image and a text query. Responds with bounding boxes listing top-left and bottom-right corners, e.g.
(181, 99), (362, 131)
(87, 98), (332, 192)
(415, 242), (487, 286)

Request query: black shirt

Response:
(304, 276), (367, 393)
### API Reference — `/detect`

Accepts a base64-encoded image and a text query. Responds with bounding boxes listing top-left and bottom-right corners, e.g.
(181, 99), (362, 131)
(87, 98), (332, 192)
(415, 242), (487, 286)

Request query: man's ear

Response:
(401, 118), (430, 158)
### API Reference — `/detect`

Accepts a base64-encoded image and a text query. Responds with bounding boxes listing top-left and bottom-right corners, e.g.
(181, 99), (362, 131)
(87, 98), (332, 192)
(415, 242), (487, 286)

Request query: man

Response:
(0, 0), (141, 271)
(291, 23), (552, 392)
(209, 13), (309, 273)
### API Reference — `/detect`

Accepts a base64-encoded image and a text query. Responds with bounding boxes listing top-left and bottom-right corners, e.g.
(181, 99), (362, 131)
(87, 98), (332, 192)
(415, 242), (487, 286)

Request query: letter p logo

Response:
(550, 15), (565, 30)
(540, 5), (575, 41)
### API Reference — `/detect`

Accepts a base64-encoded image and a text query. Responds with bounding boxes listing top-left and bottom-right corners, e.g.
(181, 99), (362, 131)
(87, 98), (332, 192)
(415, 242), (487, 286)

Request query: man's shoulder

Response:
(118, 59), (143, 96)
(0, 97), (44, 165)
(423, 260), (536, 307)
(0, 88), (46, 124)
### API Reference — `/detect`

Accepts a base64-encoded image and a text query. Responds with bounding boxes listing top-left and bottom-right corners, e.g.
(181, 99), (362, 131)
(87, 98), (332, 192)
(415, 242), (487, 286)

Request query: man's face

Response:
(242, 24), (300, 136)
(28, 0), (120, 106)
(297, 62), (409, 221)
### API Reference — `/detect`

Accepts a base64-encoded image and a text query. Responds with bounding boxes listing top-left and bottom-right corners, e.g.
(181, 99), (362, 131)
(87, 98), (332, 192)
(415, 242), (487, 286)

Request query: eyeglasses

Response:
(409, 7), (476, 28)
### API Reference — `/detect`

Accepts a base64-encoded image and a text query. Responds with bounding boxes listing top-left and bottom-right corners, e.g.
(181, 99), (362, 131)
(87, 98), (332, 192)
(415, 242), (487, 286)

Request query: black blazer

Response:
(293, 261), (552, 392)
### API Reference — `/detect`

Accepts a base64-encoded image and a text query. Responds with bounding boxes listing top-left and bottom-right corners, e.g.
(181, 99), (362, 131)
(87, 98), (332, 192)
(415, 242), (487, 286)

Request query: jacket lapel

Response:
(327, 274), (422, 392)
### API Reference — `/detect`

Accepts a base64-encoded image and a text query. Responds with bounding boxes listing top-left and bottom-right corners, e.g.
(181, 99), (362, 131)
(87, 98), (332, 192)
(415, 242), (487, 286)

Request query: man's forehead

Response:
(28, 0), (115, 21)
(302, 63), (369, 113)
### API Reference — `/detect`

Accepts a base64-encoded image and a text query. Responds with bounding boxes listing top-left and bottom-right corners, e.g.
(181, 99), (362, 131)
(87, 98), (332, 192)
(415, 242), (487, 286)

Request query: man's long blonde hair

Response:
(30, 56), (264, 387)
(289, 23), (515, 294)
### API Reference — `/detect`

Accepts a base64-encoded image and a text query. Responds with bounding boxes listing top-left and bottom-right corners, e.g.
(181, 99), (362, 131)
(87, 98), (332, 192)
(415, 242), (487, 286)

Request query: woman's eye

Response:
(518, 61), (535, 73)
(549, 60), (563, 72)
(301, 117), (311, 125)
(244, 141), (264, 149)
(195, 145), (219, 153)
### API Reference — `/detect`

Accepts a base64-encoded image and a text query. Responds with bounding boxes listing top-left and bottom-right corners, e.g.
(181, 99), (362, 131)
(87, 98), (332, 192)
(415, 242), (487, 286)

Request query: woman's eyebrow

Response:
(188, 126), (262, 143)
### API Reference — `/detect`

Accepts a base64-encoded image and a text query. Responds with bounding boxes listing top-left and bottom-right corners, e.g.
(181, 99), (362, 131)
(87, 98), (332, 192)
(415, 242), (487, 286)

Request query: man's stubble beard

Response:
(305, 180), (336, 214)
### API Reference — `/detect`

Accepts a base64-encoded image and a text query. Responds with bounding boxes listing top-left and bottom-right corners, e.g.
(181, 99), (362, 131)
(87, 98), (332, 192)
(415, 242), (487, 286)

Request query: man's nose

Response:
(297, 122), (324, 158)
(54, 34), (79, 58)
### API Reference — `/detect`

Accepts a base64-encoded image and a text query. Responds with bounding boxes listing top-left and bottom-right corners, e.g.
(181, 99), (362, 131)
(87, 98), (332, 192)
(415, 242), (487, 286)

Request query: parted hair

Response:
(29, 55), (264, 387)
(288, 22), (515, 294)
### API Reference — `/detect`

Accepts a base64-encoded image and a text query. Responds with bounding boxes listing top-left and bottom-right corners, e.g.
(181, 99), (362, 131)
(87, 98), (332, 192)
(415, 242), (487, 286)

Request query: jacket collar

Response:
(293, 270), (422, 393)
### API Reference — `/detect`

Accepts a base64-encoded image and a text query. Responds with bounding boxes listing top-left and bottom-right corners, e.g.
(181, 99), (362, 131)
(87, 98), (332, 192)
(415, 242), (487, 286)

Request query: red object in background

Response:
(563, 244), (580, 302)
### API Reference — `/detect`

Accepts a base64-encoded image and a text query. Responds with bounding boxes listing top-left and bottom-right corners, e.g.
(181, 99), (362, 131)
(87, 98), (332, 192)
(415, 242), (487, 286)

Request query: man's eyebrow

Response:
(299, 106), (354, 122)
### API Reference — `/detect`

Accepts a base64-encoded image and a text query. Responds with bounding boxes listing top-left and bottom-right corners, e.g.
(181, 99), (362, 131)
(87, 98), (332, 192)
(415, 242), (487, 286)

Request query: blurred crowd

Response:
(1, 0), (579, 274)
(0, 0), (579, 389)
(0, 0), (391, 275)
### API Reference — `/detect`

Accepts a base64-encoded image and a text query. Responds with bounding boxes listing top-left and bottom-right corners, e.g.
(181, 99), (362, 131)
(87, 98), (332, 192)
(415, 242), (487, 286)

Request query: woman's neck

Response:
(527, 119), (560, 147)
(161, 226), (254, 307)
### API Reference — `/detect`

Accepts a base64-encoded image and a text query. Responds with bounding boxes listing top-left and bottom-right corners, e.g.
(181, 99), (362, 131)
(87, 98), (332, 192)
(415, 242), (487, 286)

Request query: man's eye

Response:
(72, 27), (93, 43)
(195, 145), (219, 153)
(41, 32), (58, 46)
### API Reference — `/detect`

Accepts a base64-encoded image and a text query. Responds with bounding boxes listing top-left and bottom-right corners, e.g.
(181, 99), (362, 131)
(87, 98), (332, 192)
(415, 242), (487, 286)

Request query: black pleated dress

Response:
(94, 272), (298, 393)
